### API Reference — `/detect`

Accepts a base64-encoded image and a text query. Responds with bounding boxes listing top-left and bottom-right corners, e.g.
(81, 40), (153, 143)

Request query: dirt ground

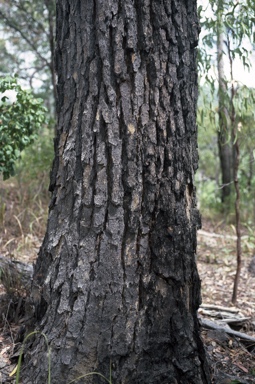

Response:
(0, 196), (255, 383)
(197, 219), (255, 383)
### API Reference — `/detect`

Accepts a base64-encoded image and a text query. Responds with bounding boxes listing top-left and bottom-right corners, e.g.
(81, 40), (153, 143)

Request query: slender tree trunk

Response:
(22, 1), (211, 383)
(247, 148), (253, 191)
(217, 0), (233, 203)
(44, 0), (57, 122)
(232, 136), (242, 304)
(227, 34), (242, 304)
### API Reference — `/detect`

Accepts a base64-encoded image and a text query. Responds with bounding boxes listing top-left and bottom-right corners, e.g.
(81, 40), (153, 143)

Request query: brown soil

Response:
(0, 180), (255, 383)
(198, 219), (255, 383)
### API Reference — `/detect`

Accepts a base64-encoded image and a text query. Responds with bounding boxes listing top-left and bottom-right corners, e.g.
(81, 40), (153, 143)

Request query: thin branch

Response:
(0, 10), (50, 68)
(12, 1), (49, 38)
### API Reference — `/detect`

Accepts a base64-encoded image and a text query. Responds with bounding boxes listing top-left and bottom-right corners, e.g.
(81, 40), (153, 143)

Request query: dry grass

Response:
(0, 171), (50, 264)
(0, 169), (50, 338)
(0, 164), (255, 382)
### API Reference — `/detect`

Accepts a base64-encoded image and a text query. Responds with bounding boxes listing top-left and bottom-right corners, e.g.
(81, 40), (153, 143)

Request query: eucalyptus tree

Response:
(20, 1), (211, 383)
(198, 0), (255, 303)
(198, 0), (255, 203)
(217, 0), (233, 202)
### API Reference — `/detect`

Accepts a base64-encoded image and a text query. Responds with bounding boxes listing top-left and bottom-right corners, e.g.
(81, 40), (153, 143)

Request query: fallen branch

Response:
(0, 255), (33, 293)
(200, 318), (255, 345)
(199, 304), (239, 313)
(217, 317), (251, 325)
(198, 229), (248, 241)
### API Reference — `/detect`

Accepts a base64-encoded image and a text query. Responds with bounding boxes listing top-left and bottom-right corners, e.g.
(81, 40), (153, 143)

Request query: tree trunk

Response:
(22, 1), (211, 383)
(217, 0), (233, 203)
(45, 0), (57, 121)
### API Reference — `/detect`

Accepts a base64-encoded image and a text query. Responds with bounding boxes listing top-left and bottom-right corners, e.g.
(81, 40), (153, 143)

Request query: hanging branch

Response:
(0, 10), (50, 68)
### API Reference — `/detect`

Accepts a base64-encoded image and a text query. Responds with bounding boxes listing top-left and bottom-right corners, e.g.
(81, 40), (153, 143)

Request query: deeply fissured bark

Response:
(22, 1), (211, 383)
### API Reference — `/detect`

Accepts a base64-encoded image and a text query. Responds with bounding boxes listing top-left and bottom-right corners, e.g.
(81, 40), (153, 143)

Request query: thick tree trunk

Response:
(22, 1), (211, 383)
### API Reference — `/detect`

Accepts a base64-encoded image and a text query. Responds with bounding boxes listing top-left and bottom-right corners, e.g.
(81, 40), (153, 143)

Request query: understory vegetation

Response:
(0, 127), (53, 261)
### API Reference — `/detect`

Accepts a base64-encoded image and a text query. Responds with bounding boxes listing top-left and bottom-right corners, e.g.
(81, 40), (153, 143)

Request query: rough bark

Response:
(22, 1), (211, 383)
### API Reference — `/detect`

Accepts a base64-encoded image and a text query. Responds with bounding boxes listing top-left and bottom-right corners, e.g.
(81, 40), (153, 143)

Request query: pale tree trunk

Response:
(44, 0), (57, 120)
(21, 1), (211, 383)
(217, 0), (233, 203)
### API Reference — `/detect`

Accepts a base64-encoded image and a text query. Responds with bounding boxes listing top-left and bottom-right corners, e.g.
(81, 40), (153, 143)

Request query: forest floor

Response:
(197, 219), (255, 383)
(0, 178), (255, 383)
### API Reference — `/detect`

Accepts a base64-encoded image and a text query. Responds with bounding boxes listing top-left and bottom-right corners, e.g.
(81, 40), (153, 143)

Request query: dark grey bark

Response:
(22, 1), (211, 383)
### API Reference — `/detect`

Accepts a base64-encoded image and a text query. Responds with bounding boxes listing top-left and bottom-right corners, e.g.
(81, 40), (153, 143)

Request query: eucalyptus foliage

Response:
(197, 0), (255, 199)
(197, 0), (255, 303)
(198, 0), (255, 76)
(198, 0), (255, 126)
(0, 76), (47, 179)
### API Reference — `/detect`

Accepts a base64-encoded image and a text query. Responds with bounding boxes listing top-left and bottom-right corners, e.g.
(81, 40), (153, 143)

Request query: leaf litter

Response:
(198, 219), (255, 383)
(0, 180), (255, 383)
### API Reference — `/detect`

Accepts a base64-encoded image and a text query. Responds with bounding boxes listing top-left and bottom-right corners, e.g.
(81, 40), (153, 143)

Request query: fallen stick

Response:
(200, 318), (255, 344)
(217, 317), (251, 325)
(199, 304), (239, 313)
(198, 229), (248, 240)
(0, 255), (33, 293)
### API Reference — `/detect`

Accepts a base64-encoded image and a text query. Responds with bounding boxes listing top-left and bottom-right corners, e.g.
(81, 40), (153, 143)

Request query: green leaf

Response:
(0, 75), (47, 179)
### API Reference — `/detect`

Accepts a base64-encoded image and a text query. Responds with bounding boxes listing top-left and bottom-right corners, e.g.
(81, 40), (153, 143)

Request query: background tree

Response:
(217, 0), (233, 203)
(21, 1), (211, 383)
(0, 0), (56, 118)
(198, 0), (255, 201)
(197, 0), (255, 303)
(0, 2), (55, 283)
